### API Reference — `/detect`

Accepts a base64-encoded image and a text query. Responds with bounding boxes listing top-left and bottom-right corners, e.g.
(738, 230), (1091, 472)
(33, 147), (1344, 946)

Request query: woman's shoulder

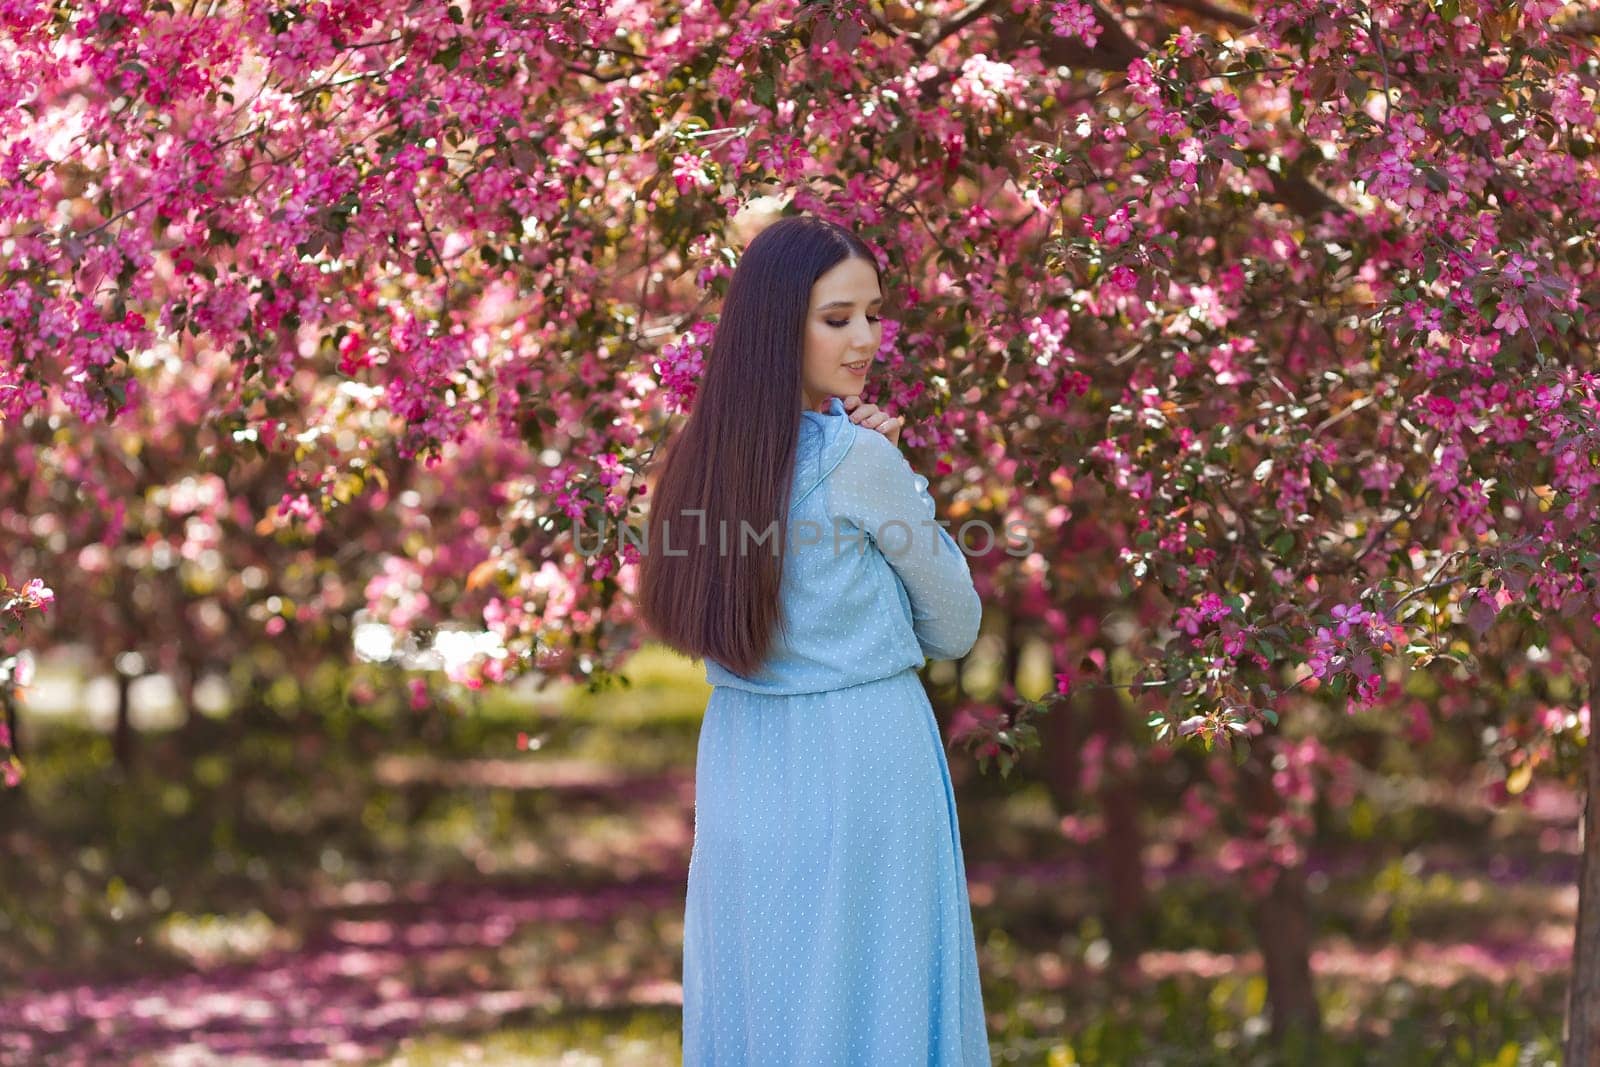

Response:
(794, 402), (916, 507)
(832, 421), (914, 484)
(791, 408), (857, 509)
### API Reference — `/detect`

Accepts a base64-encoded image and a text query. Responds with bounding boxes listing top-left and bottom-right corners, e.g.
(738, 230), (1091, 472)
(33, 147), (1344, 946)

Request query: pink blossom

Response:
(1049, 1), (1101, 47)
(21, 578), (54, 609)
(670, 152), (715, 195)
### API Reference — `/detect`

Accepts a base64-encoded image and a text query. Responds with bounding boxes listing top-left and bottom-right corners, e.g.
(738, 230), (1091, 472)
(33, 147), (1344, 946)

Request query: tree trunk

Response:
(178, 646), (202, 733)
(1, 682), (23, 807)
(1040, 692), (1084, 810)
(1096, 689), (1146, 961)
(2, 682), (20, 761)
(1039, 644), (1147, 962)
(1242, 739), (1322, 1042)
(1567, 647), (1600, 1066)
(1250, 860), (1322, 1043)
(113, 669), (134, 770)
(0, 679), (27, 818)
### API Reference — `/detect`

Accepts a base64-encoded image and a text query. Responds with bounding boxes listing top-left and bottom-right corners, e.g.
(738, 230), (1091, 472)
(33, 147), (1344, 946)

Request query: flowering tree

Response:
(5, 0), (1599, 1054)
(0, 343), (435, 769)
(1013, 1), (1600, 1050)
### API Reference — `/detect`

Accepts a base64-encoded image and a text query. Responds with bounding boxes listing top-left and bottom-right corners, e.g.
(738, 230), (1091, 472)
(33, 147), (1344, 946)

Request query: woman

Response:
(637, 214), (990, 1065)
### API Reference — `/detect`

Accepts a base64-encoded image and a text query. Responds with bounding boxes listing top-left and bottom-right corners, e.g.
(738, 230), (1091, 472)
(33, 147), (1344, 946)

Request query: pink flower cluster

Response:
(1175, 592), (1232, 637)
(1305, 603), (1405, 706)
(651, 321), (714, 415)
(1049, 1), (1101, 47)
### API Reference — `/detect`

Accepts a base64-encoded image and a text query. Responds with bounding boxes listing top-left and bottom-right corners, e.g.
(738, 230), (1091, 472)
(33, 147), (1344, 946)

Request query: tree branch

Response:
(1152, 0), (1256, 30)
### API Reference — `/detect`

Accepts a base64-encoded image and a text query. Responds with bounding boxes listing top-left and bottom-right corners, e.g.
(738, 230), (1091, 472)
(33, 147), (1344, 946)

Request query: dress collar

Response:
(800, 396), (847, 424)
(792, 396), (854, 509)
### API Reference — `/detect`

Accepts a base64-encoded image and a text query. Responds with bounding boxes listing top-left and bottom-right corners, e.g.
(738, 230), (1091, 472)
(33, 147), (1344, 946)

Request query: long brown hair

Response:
(636, 215), (883, 676)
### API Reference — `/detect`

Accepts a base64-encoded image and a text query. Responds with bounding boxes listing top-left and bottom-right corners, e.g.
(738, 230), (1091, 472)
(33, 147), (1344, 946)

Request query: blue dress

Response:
(682, 396), (991, 1065)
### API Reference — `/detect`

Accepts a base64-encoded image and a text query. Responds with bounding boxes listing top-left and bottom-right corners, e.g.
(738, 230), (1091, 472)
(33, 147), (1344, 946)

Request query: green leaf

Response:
(752, 74), (777, 109)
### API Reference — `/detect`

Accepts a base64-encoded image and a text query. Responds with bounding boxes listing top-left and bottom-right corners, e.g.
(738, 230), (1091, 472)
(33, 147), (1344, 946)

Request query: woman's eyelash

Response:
(827, 315), (883, 328)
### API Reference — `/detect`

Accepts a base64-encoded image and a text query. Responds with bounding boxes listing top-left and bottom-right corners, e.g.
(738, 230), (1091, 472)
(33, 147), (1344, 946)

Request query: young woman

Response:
(637, 214), (990, 1064)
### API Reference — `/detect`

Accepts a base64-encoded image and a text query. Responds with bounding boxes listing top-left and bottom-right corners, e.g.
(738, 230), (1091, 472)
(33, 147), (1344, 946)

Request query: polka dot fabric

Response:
(684, 397), (990, 1064)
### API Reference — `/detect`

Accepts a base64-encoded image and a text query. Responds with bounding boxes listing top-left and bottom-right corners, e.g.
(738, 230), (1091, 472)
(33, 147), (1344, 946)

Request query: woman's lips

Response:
(843, 360), (869, 375)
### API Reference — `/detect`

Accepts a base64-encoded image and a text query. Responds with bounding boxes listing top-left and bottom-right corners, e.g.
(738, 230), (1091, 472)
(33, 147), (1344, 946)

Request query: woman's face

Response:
(801, 256), (883, 412)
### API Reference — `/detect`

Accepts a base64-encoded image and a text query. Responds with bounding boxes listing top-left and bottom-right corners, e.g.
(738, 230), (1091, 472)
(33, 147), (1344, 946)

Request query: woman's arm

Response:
(828, 428), (983, 661)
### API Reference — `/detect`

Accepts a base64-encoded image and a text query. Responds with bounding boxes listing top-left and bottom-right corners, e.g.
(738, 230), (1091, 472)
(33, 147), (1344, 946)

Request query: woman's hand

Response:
(842, 395), (902, 447)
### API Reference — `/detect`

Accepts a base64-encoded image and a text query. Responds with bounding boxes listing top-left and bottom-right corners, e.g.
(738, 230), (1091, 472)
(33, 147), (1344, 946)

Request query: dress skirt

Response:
(681, 668), (991, 1065)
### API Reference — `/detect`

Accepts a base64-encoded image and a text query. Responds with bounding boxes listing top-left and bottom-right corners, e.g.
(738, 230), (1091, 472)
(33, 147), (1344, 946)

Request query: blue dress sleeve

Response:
(827, 428), (983, 661)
